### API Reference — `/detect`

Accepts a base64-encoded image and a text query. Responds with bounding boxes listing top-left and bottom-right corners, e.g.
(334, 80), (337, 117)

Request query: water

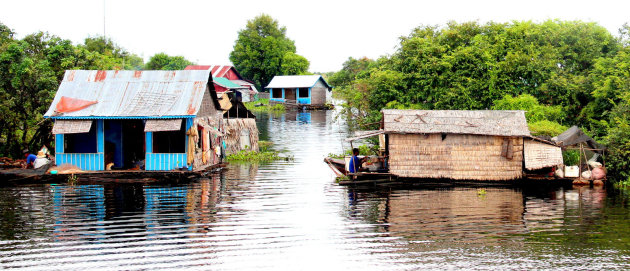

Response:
(1, 110), (629, 270)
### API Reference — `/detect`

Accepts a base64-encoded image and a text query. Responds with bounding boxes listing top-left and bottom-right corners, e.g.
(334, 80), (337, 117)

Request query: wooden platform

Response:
(0, 163), (227, 184)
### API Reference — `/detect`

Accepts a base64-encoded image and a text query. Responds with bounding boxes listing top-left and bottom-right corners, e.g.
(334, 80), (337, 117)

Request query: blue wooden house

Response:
(44, 70), (224, 171)
(266, 75), (332, 106)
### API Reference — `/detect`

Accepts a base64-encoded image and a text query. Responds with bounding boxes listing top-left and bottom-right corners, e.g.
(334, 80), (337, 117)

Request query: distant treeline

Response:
(0, 21), (194, 158)
(327, 20), (630, 182)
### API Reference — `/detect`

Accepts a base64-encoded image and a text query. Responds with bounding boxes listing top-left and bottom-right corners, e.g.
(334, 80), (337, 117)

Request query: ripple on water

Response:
(1, 111), (630, 270)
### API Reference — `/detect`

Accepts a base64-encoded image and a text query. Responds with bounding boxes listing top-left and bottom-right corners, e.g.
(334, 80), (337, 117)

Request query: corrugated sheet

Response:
(265, 75), (332, 89)
(232, 79), (259, 93)
(44, 70), (211, 118)
(185, 65), (242, 79)
(144, 119), (182, 132)
(214, 77), (247, 89)
(52, 120), (93, 134)
(382, 110), (531, 137)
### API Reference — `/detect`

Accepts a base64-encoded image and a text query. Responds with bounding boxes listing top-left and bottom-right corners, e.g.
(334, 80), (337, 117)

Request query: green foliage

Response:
(244, 98), (285, 113)
(145, 52), (193, 70)
(229, 14), (309, 89)
(604, 93), (630, 181)
(281, 52), (310, 75)
(226, 140), (290, 163)
(332, 20), (618, 125)
(528, 120), (567, 137)
(0, 22), (145, 158)
(327, 144), (378, 159)
(492, 94), (565, 123)
(562, 150), (580, 166)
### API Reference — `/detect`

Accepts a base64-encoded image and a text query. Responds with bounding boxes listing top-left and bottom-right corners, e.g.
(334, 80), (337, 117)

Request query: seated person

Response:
(24, 151), (37, 169)
(348, 148), (365, 173)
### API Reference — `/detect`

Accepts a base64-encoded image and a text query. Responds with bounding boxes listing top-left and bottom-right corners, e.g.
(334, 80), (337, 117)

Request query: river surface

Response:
(1, 110), (630, 270)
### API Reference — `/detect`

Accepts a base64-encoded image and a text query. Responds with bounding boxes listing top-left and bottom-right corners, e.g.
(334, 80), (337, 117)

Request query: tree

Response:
(145, 52), (193, 70)
(280, 52), (310, 75)
(230, 14), (309, 89)
(0, 22), (147, 158)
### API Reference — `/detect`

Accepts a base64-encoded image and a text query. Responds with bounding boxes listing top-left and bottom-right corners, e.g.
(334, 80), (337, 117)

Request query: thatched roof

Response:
(382, 110), (530, 137)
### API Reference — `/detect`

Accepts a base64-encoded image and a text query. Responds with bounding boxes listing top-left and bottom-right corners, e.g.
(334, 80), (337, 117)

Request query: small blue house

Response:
(265, 75), (332, 106)
(44, 70), (224, 171)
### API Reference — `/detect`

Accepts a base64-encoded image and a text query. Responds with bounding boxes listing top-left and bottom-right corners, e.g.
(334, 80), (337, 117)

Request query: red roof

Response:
(185, 65), (243, 80)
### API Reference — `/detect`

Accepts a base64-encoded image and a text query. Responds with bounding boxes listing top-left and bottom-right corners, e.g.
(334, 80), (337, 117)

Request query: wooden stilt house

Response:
(44, 70), (224, 171)
(381, 110), (531, 181)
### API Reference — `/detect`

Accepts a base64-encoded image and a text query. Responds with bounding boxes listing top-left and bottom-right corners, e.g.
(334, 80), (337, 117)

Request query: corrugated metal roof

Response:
(44, 70), (211, 118)
(382, 109), (531, 137)
(213, 77), (247, 89)
(265, 75), (332, 89)
(232, 80), (259, 93)
(185, 65), (242, 79)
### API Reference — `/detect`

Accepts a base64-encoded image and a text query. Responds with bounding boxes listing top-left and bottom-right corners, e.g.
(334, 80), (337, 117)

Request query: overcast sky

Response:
(1, 0), (629, 72)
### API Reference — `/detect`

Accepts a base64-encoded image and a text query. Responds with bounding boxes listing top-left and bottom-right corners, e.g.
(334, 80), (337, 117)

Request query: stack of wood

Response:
(0, 157), (24, 169)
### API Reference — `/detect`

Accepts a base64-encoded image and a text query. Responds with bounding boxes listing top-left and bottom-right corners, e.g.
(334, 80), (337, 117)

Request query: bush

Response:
(528, 120), (567, 137)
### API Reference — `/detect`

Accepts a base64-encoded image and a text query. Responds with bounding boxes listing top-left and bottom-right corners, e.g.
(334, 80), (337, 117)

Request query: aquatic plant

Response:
(244, 98), (286, 113)
(226, 140), (291, 162)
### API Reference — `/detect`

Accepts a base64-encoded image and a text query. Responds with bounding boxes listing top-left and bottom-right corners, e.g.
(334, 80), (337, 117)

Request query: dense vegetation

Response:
(229, 14), (310, 90)
(329, 20), (630, 181)
(0, 21), (194, 158)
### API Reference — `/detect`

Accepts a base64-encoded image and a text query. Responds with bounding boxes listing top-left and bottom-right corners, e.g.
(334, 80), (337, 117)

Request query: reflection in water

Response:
(0, 109), (629, 270)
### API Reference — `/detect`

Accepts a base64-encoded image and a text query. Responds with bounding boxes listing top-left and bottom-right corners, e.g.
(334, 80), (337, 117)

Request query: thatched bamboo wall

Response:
(224, 118), (259, 154)
(389, 133), (523, 180)
(524, 139), (563, 170)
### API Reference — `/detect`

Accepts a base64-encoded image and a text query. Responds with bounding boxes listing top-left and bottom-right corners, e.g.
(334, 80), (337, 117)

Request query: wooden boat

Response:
(323, 157), (395, 182)
(323, 157), (347, 177)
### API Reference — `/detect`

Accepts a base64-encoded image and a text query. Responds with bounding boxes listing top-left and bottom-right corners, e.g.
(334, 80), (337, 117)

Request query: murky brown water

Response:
(1, 110), (629, 270)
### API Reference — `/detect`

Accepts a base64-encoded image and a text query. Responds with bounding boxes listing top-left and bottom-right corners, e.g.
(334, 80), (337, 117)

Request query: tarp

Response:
(553, 126), (606, 153)
(55, 96), (97, 113)
(144, 119), (182, 132)
(52, 120), (93, 134)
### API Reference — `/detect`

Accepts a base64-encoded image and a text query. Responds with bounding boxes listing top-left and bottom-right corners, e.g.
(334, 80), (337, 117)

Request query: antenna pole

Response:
(103, 0), (106, 37)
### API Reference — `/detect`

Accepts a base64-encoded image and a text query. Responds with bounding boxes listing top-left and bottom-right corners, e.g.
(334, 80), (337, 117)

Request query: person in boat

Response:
(348, 148), (366, 173)
(23, 150), (37, 169)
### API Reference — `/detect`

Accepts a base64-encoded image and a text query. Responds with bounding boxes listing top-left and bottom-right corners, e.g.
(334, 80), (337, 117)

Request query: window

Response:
(272, 89), (283, 98)
(64, 121), (97, 153)
(153, 121), (186, 153)
(298, 88), (309, 98)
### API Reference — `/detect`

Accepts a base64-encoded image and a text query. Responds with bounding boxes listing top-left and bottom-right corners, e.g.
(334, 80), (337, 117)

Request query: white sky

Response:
(1, 0), (629, 72)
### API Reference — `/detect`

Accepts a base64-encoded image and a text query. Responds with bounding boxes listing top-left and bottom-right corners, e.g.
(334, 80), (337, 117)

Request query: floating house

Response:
(266, 75), (332, 106)
(381, 110), (532, 181)
(44, 70), (224, 171)
(185, 65), (258, 102)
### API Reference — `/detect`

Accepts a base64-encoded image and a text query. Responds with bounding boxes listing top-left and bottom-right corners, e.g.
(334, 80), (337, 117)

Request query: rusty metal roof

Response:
(382, 109), (531, 137)
(44, 70), (211, 119)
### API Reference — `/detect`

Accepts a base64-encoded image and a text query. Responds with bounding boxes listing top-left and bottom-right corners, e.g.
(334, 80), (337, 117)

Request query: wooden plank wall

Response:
(389, 134), (523, 180)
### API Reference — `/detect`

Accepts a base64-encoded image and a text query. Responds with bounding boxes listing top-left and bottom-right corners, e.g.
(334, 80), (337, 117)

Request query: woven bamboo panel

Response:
(144, 119), (182, 132)
(389, 134), (523, 180)
(524, 139), (563, 170)
(52, 120), (92, 134)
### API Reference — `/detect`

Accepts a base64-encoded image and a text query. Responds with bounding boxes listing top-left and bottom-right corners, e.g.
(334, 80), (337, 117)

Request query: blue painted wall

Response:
(54, 120), (104, 171)
(144, 118), (191, 171)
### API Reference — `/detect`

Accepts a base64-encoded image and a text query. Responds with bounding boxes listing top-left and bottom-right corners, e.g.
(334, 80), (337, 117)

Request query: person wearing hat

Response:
(33, 150), (51, 169)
